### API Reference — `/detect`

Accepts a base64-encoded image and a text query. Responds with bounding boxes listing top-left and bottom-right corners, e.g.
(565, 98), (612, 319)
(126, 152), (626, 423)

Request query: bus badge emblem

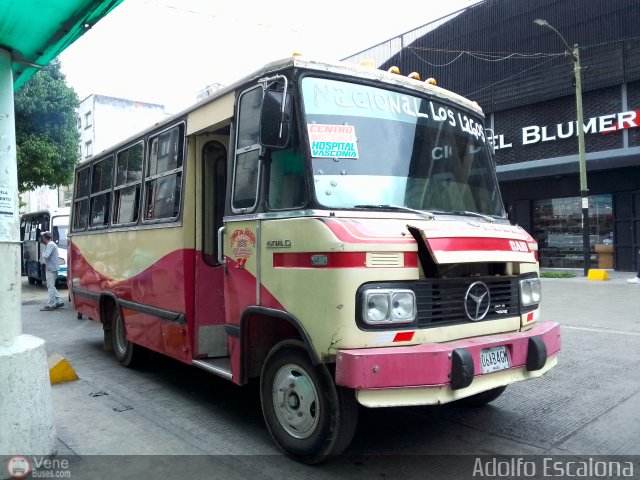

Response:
(231, 228), (256, 269)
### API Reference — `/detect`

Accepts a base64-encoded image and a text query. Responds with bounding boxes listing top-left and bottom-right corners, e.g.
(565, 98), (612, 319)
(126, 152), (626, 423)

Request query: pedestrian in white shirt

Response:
(40, 231), (64, 310)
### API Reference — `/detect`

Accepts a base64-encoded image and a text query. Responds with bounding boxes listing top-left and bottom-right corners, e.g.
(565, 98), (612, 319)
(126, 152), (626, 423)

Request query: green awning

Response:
(0, 0), (124, 90)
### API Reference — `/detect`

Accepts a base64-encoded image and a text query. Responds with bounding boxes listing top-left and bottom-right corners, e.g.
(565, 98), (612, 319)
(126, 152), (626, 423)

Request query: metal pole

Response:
(573, 45), (590, 276)
(0, 48), (22, 341)
(0, 47), (57, 455)
(535, 20), (591, 276)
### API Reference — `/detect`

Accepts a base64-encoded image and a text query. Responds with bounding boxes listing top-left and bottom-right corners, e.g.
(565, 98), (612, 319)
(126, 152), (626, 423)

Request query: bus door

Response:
(194, 138), (228, 358)
(24, 213), (49, 283)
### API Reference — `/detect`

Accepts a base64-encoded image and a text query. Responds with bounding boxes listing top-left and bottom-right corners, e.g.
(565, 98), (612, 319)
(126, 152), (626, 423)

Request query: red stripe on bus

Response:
(322, 218), (416, 244)
(273, 252), (419, 268)
(427, 237), (530, 253)
(273, 252), (366, 268)
(404, 252), (418, 267)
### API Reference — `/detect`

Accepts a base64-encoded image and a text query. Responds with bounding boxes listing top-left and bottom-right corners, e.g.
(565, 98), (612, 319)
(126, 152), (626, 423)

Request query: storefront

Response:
(494, 83), (640, 272)
(343, 0), (640, 272)
(531, 195), (613, 269)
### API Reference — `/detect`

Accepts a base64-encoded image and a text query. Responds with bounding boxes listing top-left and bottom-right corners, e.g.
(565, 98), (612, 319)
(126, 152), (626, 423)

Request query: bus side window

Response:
(89, 156), (113, 228)
(114, 142), (143, 225)
(144, 125), (184, 221)
(73, 167), (90, 230)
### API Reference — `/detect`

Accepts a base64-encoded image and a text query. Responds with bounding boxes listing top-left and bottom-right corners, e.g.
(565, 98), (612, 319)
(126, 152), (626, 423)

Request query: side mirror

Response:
(260, 90), (291, 148)
(260, 89), (291, 148)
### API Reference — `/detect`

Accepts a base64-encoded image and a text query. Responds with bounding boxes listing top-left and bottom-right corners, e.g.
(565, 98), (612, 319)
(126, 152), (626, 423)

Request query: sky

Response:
(59, 0), (481, 113)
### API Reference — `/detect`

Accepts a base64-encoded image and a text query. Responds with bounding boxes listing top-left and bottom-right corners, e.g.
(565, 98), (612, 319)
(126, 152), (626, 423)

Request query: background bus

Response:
(20, 207), (69, 286)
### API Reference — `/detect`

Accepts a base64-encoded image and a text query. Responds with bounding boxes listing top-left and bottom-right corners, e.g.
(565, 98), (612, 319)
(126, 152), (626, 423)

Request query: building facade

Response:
(20, 95), (168, 214)
(344, 0), (640, 272)
(77, 94), (168, 161)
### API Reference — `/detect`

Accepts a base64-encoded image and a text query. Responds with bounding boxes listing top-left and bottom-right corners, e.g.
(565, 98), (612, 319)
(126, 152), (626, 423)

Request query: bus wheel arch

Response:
(259, 339), (358, 464)
(240, 307), (318, 383)
(99, 294), (143, 367)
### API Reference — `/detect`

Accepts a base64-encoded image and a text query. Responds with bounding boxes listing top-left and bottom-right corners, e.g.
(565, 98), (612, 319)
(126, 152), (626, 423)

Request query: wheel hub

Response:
(272, 364), (320, 439)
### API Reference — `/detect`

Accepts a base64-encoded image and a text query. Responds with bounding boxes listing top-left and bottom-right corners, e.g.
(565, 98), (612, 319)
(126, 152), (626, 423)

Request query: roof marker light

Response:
(360, 59), (375, 68)
(425, 77), (437, 85)
(407, 72), (421, 80)
(388, 66), (400, 74)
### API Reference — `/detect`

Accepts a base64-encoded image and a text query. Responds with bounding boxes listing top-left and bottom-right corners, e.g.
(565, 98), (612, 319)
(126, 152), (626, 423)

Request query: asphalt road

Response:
(15, 273), (640, 479)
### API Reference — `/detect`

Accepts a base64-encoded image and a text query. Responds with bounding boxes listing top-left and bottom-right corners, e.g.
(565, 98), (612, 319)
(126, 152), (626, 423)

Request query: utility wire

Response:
(142, 0), (301, 33)
(463, 55), (561, 97)
(407, 45), (566, 67)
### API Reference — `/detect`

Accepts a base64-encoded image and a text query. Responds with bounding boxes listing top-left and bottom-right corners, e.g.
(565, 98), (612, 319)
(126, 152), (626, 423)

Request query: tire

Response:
(260, 340), (358, 464)
(455, 385), (507, 407)
(111, 306), (144, 367)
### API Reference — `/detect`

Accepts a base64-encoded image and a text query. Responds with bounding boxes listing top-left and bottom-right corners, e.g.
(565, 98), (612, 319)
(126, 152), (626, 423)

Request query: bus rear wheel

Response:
(112, 307), (143, 367)
(260, 340), (358, 464)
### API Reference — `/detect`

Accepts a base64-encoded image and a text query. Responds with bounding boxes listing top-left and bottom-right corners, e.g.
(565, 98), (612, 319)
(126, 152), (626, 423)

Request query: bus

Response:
(68, 55), (560, 463)
(20, 207), (69, 286)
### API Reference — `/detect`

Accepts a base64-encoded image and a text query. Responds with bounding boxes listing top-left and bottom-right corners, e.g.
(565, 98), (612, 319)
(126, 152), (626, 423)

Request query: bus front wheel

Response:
(112, 308), (143, 367)
(260, 340), (358, 464)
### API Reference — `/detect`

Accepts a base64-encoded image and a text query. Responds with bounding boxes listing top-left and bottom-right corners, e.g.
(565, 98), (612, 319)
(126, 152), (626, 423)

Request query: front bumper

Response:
(335, 321), (560, 407)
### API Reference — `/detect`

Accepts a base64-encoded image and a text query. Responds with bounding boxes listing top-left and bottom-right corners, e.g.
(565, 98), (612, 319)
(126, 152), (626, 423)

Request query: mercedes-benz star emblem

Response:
(464, 281), (491, 321)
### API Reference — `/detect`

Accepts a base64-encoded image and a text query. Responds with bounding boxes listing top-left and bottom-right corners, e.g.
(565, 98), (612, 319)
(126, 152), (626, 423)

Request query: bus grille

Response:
(414, 277), (519, 327)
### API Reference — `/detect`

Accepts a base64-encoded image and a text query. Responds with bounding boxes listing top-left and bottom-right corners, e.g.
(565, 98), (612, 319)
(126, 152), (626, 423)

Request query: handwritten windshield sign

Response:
(307, 124), (359, 159)
(302, 77), (486, 143)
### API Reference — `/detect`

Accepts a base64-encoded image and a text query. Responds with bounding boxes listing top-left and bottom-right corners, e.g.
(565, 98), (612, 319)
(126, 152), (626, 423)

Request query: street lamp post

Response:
(534, 19), (590, 276)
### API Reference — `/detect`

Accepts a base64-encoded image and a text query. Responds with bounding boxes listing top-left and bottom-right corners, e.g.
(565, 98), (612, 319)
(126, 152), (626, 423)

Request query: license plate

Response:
(480, 346), (510, 374)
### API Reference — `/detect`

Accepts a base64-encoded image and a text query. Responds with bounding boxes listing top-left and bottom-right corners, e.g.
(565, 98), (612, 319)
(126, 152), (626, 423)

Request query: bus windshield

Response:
(301, 77), (505, 217)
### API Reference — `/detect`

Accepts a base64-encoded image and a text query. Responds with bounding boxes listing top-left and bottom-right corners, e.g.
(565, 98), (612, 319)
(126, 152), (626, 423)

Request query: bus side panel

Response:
(69, 237), (194, 363)
(122, 308), (190, 363)
(74, 292), (100, 322)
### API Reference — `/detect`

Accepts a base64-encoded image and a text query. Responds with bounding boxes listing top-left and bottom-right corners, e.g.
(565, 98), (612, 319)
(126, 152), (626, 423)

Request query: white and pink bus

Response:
(69, 56), (560, 463)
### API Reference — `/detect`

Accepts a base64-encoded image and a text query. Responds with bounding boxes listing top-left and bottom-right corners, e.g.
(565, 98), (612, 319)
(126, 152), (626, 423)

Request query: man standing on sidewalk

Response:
(40, 231), (64, 311)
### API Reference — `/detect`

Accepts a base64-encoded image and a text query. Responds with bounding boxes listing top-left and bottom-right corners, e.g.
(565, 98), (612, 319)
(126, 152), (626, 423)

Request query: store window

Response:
(533, 194), (613, 269)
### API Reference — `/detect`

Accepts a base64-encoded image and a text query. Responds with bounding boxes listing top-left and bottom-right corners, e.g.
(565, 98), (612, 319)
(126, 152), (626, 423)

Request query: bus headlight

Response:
(519, 277), (541, 308)
(362, 289), (416, 325)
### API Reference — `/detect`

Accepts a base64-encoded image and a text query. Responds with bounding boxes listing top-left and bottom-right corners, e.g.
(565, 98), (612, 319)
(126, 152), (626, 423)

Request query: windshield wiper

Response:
(448, 210), (497, 223)
(353, 204), (435, 220)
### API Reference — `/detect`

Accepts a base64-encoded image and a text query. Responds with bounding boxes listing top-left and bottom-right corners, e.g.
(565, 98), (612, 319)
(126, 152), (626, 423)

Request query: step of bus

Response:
(192, 357), (232, 380)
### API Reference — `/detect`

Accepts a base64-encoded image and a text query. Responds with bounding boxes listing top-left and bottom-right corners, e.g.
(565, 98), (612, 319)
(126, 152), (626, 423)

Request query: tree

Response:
(14, 60), (80, 192)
